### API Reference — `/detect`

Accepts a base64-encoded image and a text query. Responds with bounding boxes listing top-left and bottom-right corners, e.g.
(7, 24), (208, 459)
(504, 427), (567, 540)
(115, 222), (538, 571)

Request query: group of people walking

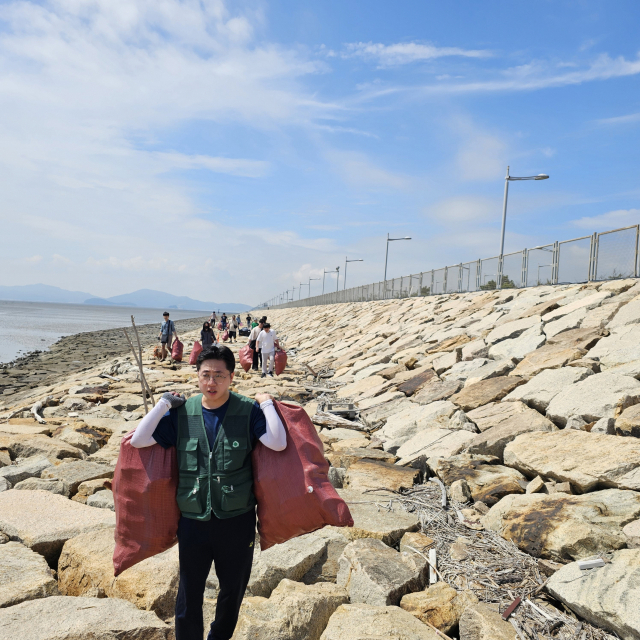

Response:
(205, 312), (243, 345)
(248, 316), (279, 378)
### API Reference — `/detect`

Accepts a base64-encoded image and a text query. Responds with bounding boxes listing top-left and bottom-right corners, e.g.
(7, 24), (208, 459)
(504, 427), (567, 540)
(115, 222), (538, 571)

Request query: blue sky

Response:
(1, 0), (639, 305)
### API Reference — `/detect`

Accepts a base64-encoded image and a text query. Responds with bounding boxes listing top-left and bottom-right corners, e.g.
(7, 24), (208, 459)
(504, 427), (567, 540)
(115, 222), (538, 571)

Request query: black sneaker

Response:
(268, 372), (274, 377)
(261, 373), (266, 378)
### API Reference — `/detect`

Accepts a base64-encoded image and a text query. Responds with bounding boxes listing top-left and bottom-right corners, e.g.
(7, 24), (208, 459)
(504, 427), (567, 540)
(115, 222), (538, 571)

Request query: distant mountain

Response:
(0, 284), (251, 311)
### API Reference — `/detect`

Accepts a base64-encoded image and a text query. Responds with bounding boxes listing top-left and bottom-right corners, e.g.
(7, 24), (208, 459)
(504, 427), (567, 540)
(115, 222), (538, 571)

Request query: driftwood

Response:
(311, 410), (364, 431)
(130, 316), (155, 408)
(122, 316), (155, 415)
(30, 396), (51, 424)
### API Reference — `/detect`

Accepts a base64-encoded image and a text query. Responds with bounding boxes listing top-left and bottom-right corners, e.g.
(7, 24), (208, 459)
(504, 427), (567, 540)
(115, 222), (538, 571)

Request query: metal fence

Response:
(257, 224), (640, 309)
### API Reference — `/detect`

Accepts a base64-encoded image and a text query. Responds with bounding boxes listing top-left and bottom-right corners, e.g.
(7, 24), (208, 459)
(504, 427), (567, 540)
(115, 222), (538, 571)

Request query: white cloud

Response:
(452, 119), (508, 181)
(571, 209), (640, 230)
(343, 41), (491, 66)
(154, 153), (270, 178)
(596, 113), (640, 126)
(325, 150), (413, 190)
(427, 196), (500, 225)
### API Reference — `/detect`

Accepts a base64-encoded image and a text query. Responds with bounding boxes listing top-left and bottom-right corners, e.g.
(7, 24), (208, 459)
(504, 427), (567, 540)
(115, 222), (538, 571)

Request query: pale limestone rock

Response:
(86, 489), (115, 511)
(399, 532), (435, 556)
(607, 296), (640, 329)
(345, 459), (419, 493)
(503, 430), (640, 492)
(463, 360), (516, 388)
(615, 404), (640, 438)
(40, 460), (113, 496)
(487, 327), (546, 362)
(458, 602), (516, 640)
(441, 358), (490, 382)
(0, 456), (53, 486)
(0, 434), (85, 461)
(543, 291), (613, 322)
(485, 315), (542, 345)
(411, 379), (462, 405)
(106, 392), (145, 412)
(12, 477), (70, 496)
(356, 391), (405, 411)
(546, 549), (640, 640)
(592, 416), (616, 434)
(450, 376), (526, 412)
(543, 307), (589, 338)
(624, 519), (640, 548)
(396, 429), (475, 468)
(482, 489), (640, 561)
(588, 324), (640, 368)
(0, 542), (58, 608)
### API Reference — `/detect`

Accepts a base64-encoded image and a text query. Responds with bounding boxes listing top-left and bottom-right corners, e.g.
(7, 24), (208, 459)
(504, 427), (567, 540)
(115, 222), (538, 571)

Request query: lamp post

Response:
(299, 282), (308, 300)
(383, 233), (411, 299)
(323, 268), (339, 295)
(308, 277), (320, 297)
(344, 257), (363, 290)
(498, 166), (549, 288)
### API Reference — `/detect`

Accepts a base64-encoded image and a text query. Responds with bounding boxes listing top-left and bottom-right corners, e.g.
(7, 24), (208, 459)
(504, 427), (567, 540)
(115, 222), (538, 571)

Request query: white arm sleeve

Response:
(130, 398), (171, 448)
(258, 400), (287, 451)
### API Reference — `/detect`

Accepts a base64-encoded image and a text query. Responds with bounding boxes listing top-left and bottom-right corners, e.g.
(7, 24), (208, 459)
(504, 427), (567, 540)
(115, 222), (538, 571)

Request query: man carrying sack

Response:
(130, 345), (287, 640)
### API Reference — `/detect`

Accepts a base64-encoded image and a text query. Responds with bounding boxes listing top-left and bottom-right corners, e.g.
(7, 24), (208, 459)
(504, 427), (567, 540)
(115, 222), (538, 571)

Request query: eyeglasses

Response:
(198, 372), (229, 383)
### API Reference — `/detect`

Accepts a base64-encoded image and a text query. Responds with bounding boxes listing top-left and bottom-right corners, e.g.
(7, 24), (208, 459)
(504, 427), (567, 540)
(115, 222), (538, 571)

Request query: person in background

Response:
(235, 314), (242, 328)
(201, 322), (216, 349)
(227, 316), (238, 343)
(248, 319), (263, 372)
(210, 311), (217, 325)
(251, 317), (258, 329)
(158, 312), (179, 361)
(221, 312), (228, 330)
(129, 346), (287, 640)
(257, 323), (279, 378)
(245, 313), (252, 328)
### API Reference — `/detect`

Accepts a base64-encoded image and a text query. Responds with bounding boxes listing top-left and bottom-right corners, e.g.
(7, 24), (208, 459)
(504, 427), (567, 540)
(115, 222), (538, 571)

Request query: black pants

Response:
(175, 510), (256, 640)
(252, 348), (261, 370)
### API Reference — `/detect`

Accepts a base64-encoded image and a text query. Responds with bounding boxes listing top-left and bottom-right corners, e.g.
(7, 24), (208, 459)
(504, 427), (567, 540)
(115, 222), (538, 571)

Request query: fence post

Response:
(497, 254), (504, 289)
(521, 249), (527, 288)
(458, 263), (463, 292)
(443, 267), (448, 293)
(419, 272), (424, 296)
(430, 270), (434, 295)
(552, 241), (560, 284)
(588, 232), (597, 281)
(475, 260), (481, 291)
(636, 225), (640, 278)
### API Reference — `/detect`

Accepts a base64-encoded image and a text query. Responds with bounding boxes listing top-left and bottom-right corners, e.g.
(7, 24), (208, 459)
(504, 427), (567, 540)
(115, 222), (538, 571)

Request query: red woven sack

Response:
(239, 345), (253, 373)
(274, 350), (287, 375)
(111, 433), (180, 576)
(189, 341), (202, 365)
(222, 331), (229, 342)
(217, 322), (223, 330)
(251, 401), (353, 550)
(171, 339), (183, 362)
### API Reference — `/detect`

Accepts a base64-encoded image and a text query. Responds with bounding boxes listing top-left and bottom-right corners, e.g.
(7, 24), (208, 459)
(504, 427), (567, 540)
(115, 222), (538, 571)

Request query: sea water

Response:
(0, 300), (206, 364)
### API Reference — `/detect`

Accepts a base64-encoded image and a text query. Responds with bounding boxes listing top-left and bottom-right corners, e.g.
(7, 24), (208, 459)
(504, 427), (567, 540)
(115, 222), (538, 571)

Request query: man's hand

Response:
(161, 392), (186, 409)
(255, 393), (274, 405)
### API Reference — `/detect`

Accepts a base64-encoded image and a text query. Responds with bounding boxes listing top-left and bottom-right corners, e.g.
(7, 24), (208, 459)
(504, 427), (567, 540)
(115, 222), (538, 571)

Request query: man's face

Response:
(163, 315), (169, 321)
(264, 327), (271, 333)
(197, 359), (233, 403)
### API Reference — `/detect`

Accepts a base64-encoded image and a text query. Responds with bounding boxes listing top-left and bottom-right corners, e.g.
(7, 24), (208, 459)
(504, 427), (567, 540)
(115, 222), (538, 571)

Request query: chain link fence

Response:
(258, 224), (640, 309)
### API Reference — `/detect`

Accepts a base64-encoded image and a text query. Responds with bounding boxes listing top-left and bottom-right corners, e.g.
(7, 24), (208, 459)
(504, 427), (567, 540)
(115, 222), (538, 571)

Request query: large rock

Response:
(429, 455), (526, 506)
(345, 459), (419, 492)
(325, 448), (397, 470)
(462, 360), (516, 388)
(589, 324), (640, 368)
(58, 527), (178, 619)
(487, 328), (546, 362)
(320, 603), (440, 640)
(12, 477), (69, 497)
(504, 430), (640, 492)
(397, 369), (438, 397)
(485, 315), (542, 345)
(337, 538), (427, 606)
(411, 379), (463, 405)
(87, 423), (131, 465)
(302, 528), (351, 584)
(546, 549), (640, 640)
(396, 429), (475, 468)
(440, 358), (490, 383)
(615, 403), (640, 438)
(606, 296), (640, 328)
(0, 542), (58, 608)
(334, 489), (419, 546)
(458, 602), (516, 640)
(450, 376), (526, 412)
(40, 461), (113, 496)
(545, 372), (640, 426)
(510, 342), (585, 378)
(233, 579), (348, 640)
(503, 366), (593, 412)
(86, 489), (115, 511)
(0, 490), (115, 563)
(464, 402), (557, 460)
(400, 582), (478, 634)
(0, 596), (172, 639)
(106, 392), (145, 412)
(336, 376), (386, 400)
(0, 435), (85, 461)
(0, 456), (53, 486)
(482, 489), (640, 561)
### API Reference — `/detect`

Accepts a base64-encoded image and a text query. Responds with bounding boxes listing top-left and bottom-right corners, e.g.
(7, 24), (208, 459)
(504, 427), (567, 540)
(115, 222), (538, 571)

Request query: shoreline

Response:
(0, 316), (207, 405)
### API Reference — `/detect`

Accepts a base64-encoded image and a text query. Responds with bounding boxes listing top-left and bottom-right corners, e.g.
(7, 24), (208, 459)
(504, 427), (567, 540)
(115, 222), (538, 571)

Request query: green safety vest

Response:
(175, 392), (256, 520)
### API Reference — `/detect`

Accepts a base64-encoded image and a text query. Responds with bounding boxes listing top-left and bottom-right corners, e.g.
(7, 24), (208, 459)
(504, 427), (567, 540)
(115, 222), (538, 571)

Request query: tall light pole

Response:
(498, 166), (549, 288)
(308, 277), (320, 297)
(344, 257), (363, 290)
(323, 268), (339, 295)
(383, 233), (411, 299)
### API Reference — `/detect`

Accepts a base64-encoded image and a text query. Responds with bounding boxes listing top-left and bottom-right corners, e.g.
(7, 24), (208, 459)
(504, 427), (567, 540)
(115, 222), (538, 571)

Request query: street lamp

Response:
(323, 267), (340, 295)
(498, 166), (549, 288)
(344, 257), (363, 290)
(308, 277), (320, 297)
(384, 233), (411, 299)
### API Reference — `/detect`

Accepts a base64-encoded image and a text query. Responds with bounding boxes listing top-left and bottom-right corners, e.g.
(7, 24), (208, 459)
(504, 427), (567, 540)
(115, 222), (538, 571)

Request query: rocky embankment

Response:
(2, 281), (640, 640)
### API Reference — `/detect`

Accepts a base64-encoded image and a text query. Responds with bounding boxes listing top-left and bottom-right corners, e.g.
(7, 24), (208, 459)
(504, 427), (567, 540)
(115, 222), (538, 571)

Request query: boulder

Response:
(106, 393), (145, 412)
(400, 582), (478, 634)
(320, 428), (368, 444)
(482, 488), (640, 561)
(0, 490), (115, 562)
(461, 339), (489, 361)
(450, 376), (526, 412)
(458, 602), (516, 640)
(397, 369), (438, 397)
(233, 579), (348, 640)
(326, 448), (397, 470)
(356, 391), (405, 411)
(0, 435), (85, 461)
(624, 519), (640, 548)
(396, 429), (476, 468)
(429, 454), (526, 506)
(331, 437), (370, 452)
(0, 424), (51, 436)
(616, 404), (640, 438)
(503, 366), (593, 412)
(411, 379), (463, 405)
(336, 376), (386, 400)
(399, 532), (435, 556)
(487, 328), (546, 362)
(0, 596), (172, 639)
(0, 477), (9, 492)
(587, 324), (640, 368)
(591, 416), (616, 434)
(337, 538), (427, 606)
(546, 549), (640, 640)
(462, 360), (516, 388)
(58, 527), (178, 619)
(607, 296), (640, 329)
(510, 341), (586, 378)
(53, 426), (101, 454)
(503, 430), (640, 492)
(0, 456), (53, 486)
(432, 350), (461, 375)
(0, 542), (58, 608)
(302, 528), (351, 584)
(40, 461), (113, 496)
(544, 291), (613, 322)
(545, 372), (640, 426)
(543, 307), (589, 338)
(319, 603), (440, 640)
(87, 423), (130, 465)
(334, 489), (419, 546)
(12, 477), (69, 496)
(345, 459), (419, 492)
(86, 489), (115, 511)
(485, 315), (542, 345)
(441, 358), (490, 382)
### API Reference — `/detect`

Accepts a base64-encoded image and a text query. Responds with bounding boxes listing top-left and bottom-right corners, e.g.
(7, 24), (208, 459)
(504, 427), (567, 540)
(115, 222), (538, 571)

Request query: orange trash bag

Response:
(153, 345), (162, 360)
(171, 339), (184, 362)
(251, 401), (353, 550)
(239, 345), (253, 373)
(111, 433), (180, 576)
(274, 350), (287, 376)
(189, 341), (202, 365)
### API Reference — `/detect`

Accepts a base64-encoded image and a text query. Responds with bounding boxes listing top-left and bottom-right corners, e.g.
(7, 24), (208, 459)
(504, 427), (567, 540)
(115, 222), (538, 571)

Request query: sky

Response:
(1, 0), (639, 306)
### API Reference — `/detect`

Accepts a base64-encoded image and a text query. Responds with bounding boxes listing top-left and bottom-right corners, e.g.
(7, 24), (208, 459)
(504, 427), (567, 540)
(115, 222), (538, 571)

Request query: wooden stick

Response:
(130, 315), (155, 407)
(422, 620), (453, 640)
(122, 327), (149, 415)
(30, 396), (51, 424)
